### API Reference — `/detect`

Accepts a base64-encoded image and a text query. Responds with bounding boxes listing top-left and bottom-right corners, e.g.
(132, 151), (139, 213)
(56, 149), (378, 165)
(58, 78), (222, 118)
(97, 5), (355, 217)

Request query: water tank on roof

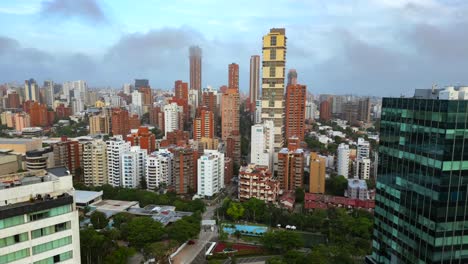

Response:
(439, 86), (458, 100)
(458, 87), (468, 100)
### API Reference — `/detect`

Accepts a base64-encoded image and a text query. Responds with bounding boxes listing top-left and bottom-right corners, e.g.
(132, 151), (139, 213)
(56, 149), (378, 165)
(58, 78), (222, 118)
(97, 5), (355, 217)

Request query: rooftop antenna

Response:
(432, 84), (438, 94)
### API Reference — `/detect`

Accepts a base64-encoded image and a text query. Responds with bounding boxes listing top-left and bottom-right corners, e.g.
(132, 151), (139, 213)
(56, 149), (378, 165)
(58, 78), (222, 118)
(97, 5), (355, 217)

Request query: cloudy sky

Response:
(0, 0), (467, 96)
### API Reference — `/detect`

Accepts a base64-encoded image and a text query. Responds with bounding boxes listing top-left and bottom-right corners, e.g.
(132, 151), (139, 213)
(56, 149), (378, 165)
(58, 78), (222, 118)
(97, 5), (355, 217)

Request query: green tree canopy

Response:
(90, 211), (109, 229)
(125, 217), (165, 249)
(227, 202), (245, 221)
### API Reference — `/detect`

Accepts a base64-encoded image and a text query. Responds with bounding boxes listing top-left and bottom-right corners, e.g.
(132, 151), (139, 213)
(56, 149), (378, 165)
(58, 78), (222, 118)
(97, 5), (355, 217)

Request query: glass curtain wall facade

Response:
(373, 98), (468, 263)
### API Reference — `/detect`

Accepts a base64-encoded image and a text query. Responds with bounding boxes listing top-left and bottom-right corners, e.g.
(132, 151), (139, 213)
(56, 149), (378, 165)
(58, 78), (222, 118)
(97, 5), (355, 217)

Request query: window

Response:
(32, 222), (71, 239)
(33, 251), (73, 264)
(32, 236), (72, 255)
(270, 36), (277, 46)
(270, 49), (276, 60)
(269, 67), (275, 77)
(0, 248), (30, 264)
(0, 215), (25, 229)
(28, 205), (71, 222)
(0, 232), (28, 248)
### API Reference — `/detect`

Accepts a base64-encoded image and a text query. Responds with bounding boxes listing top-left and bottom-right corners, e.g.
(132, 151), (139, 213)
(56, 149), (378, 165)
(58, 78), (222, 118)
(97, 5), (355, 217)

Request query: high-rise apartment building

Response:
(337, 143), (350, 177)
(309, 152), (326, 194)
(249, 55), (260, 116)
(169, 146), (197, 194)
(319, 100), (332, 121)
(250, 120), (275, 170)
(126, 126), (156, 154)
(356, 138), (370, 159)
(238, 164), (279, 203)
(164, 103), (183, 137)
(89, 114), (110, 135)
(261, 28), (287, 152)
(106, 135), (131, 187)
(7, 91), (20, 109)
(0, 168), (81, 263)
(197, 150), (224, 197)
(24, 78), (39, 102)
(29, 101), (49, 127)
(111, 108), (130, 136)
(14, 112), (31, 131)
(277, 137), (304, 191)
(83, 140), (108, 186)
(193, 108), (214, 141)
(146, 149), (173, 190)
(52, 137), (82, 181)
(131, 91), (143, 117)
(358, 97), (371, 123)
(228, 63), (239, 90)
(371, 89), (468, 263)
(149, 106), (164, 131)
(221, 88), (240, 140)
(174, 80), (189, 101)
(355, 158), (370, 180)
(44, 80), (54, 106)
(285, 84), (306, 142)
(121, 146), (147, 188)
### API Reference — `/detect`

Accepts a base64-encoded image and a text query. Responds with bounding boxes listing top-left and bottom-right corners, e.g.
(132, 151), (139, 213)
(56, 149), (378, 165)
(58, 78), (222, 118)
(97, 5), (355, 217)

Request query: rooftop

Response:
(0, 138), (41, 144)
(75, 190), (103, 205)
(0, 167), (70, 190)
(348, 179), (368, 189)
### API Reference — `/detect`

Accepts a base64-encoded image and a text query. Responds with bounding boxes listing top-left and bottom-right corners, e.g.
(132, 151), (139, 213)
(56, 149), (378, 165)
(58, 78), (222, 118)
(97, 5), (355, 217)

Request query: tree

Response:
(295, 188), (305, 204)
(103, 246), (135, 264)
(261, 230), (303, 252)
(325, 175), (348, 196)
(168, 217), (200, 242)
(90, 211), (109, 229)
(80, 228), (113, 264)
(112, 212), (135, 229)
(126, 217), (165, 249)
(244, 198), (265, 222)
(234, 230), (242, 241)
(144, 240), (178, 261)
(227, 202), (245, 221)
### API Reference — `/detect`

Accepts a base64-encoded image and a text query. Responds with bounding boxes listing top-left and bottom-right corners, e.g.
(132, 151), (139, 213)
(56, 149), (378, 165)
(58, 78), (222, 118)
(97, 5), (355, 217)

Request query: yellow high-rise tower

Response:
(261, 28), (287, 171)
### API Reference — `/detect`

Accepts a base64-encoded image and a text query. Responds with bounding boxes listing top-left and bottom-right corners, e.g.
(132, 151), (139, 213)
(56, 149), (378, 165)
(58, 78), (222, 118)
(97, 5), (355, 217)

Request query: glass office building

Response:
(372, 95), (468, 263)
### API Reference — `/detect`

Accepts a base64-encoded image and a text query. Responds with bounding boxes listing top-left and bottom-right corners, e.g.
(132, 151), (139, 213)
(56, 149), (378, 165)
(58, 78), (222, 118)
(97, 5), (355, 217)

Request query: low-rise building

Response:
(238, 164), (279, 203)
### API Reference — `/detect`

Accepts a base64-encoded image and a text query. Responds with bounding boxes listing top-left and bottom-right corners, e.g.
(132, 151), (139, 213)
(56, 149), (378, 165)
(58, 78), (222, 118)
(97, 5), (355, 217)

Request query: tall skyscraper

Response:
(83, 140), (108, 186)
(309, 152), (326, 194)
(0, 168), (82, 263)
(250, 120), (275, 170)
(371, 88), (468, 263)
(228, 63), (239, 90)
(287, 69), (297, 85)
(249, 55), (260, 116)
(24, 78), (39, 102)
(285, 84), (306, 142)
(261, 28), (287, 154)
(189, 46), (202, 91)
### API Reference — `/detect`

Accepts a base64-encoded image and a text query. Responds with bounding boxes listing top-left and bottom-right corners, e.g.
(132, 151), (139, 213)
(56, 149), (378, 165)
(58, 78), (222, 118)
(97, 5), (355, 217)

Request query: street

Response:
(171, 204), (218, 264)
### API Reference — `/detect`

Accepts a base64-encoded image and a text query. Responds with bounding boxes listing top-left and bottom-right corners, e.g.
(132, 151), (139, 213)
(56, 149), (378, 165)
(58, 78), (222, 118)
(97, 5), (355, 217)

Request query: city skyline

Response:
(1, 0), (468, 96)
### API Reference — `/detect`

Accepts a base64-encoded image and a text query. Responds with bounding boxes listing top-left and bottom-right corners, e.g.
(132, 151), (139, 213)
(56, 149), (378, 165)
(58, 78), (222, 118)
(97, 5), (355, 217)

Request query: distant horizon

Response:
(1, 0), (467, 97)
